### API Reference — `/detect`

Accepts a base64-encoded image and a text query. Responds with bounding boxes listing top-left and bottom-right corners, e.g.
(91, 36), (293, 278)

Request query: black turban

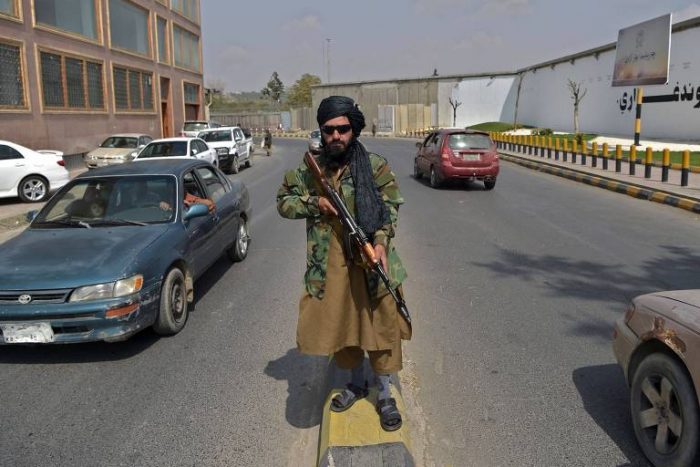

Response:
(315, 96), (388, 237)
(316, 96), (365, 136)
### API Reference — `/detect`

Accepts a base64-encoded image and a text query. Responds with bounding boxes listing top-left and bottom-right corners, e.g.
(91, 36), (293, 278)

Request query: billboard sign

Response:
(612, 14), (671, 87)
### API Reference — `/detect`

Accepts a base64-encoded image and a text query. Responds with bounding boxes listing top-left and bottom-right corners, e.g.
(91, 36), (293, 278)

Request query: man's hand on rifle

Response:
(318, 197), (338, 217)
(374, 244), (388, 271)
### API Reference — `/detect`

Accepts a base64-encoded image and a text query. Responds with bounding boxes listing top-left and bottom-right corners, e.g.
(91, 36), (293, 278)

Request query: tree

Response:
(448, 97), (462, 126)
(287, 73), (322, 107)
(261, 72), (285, 108)
(567, 79), (587, 135)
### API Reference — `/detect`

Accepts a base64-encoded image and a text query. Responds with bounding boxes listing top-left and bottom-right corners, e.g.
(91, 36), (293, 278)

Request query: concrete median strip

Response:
(317, 387), (414, 467)
(499, 152), (700, 214)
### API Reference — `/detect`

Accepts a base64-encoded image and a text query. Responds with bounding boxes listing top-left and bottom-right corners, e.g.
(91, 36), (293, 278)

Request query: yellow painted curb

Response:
(317, 387), (412, 466)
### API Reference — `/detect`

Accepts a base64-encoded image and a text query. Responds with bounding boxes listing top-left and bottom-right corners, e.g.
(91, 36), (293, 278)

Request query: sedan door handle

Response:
(15, 163), (25, 167)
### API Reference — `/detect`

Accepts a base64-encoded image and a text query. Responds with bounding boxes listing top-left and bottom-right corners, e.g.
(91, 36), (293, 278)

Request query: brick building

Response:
(0, 0), (204, 155)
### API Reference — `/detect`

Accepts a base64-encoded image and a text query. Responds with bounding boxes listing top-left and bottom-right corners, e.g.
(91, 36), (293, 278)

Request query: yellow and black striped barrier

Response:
(645, 147), (653, 179)
(572, 140), (578, 164)
(634, 87), (643, 147)
(602, 143), (609, 170)
(615, 144), (623, 172)
(591, 142), (598, 168)
(581, 141), (588, 166)
(662, 149), (670, 182)
(629, 145), (637, 176)
(682, 150), (690, 186)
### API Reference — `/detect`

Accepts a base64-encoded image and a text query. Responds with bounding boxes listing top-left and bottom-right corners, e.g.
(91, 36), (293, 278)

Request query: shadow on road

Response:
(573, 364), (651, 467)
(264, 348), (333, 429)
(472, 245), (700, 306)
(0, 329), (159, 364)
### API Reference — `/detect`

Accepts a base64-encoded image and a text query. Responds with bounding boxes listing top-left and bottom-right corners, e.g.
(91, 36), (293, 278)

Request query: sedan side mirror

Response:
(415, 142), (422, 148)
(191, 149), (198, 156)
(183, 203), (209, 221)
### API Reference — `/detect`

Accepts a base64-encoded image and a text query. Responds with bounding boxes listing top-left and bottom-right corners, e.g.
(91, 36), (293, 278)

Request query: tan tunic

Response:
(296, 168), (411, 356)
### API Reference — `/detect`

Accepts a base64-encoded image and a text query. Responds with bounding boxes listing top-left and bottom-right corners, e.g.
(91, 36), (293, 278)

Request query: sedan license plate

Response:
(463, 154), (481, 161)
(1, 323), (54, 343)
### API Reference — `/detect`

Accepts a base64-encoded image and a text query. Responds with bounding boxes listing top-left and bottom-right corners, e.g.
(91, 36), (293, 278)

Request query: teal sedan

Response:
(0, 159), (250, 344)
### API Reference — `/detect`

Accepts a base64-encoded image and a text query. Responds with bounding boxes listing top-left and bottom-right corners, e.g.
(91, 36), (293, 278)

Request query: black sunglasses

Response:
(321, 124), (352, 135)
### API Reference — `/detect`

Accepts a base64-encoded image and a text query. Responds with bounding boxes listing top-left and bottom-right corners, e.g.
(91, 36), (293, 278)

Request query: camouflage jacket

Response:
(277, 151), (407, 299)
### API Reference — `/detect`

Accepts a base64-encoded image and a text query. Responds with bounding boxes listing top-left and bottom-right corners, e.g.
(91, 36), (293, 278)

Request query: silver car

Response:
(308, 129), (321, 154)
(85, 134), (152, 169)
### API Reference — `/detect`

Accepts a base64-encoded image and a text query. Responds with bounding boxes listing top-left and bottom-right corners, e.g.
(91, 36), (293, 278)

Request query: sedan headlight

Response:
(216, 147), (229, 155)
(70, 275), (144, 302)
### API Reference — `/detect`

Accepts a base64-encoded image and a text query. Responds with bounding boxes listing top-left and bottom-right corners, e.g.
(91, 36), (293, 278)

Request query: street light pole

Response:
(325, 38), (331, 83)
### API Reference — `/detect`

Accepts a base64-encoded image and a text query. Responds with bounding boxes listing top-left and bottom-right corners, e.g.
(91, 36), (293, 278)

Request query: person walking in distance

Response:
(276, 96), (410, 431)
(264, 129), (272, 156)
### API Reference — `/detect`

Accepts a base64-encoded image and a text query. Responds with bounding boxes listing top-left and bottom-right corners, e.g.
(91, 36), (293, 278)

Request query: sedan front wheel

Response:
(153, 268), (188, 335)
(630, 353), (700, 467)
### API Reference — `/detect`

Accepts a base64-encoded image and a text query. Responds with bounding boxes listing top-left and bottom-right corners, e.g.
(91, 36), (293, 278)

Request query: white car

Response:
(0, 140), (70, 202)
(197, 127), (251, 174)
(133, 137), (219, 166)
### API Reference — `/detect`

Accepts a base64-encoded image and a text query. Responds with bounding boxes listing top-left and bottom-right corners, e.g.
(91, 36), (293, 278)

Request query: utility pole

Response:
(325, 38), (331, 83)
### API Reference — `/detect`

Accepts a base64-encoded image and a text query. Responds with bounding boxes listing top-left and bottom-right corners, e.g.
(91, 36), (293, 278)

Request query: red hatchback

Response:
(414, 129), (499, 189)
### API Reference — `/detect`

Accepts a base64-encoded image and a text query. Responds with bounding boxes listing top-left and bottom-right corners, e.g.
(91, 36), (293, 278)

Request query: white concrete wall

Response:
(516, 24), (700, 141)
(438, 76), (517, 128)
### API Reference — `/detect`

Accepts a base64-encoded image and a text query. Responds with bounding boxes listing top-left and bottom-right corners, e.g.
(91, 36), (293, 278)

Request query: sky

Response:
(201, 0), (700, 93)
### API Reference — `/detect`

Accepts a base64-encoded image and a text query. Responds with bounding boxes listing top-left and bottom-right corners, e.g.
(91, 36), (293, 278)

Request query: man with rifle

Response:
(277, 96), (411, 432)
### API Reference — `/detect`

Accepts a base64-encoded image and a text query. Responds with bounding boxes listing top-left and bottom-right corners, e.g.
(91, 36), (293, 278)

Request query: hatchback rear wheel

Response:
(484, 179), (497, 190)
(630, 353), (700, 467)
(429, 167), (440, 188)
(413, 160), (421, 179)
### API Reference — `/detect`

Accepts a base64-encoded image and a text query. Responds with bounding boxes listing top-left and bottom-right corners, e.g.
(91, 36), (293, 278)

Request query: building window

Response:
(171, 0), (198, 23)
(156, 16), (169, 63)
(0, 42), (26, 109)
(113, 66), (153, 112)
(183, 82), (200, 120)
(35, 0), (98, 41)
(39, 50), (104, 111)
(109, 0), (149, 56)
(0, 0), (18, 18)
(173, 25), (200, 71)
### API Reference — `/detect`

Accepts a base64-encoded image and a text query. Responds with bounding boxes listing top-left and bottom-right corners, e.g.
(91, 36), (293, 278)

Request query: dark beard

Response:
(323, 141), (351, 170)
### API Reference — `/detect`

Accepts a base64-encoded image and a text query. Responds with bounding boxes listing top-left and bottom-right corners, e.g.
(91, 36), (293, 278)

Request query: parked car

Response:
(84, 134), (153, 169)
(0, 140), (70, 203)
(613, 290), (700, 466)
(0, 159), (251, 344)
(134, 138), (218, 167)
(308, 129), (321, 154)
(414, 129), (499, 189)
(181, 121), (221, 138)
(197, 127), (251, 174)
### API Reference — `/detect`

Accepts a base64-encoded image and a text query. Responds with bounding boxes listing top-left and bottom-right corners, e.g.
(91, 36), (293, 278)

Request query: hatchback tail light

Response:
(441, 146), (453, 162)
(57, 159), (65, 166)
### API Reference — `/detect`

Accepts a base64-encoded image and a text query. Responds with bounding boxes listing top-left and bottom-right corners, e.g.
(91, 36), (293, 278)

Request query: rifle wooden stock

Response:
(303, 152), (412, 327)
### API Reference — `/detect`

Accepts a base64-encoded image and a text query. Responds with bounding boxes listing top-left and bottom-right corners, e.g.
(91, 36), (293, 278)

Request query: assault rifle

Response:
(304, 151), (412, 328)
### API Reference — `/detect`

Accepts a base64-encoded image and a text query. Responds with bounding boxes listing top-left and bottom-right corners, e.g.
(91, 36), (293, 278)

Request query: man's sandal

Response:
(330, 383), (368, 413)
(376, 398), (402, 431)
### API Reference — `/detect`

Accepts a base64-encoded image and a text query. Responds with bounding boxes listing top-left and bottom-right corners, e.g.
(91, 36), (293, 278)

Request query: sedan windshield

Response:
(184, 122), (208, 131)
(138, 141), (188, 158)
(449, 134), (492, 150)
(33, 176), (177, 227)
(100, 137), (138, 149)
(199, 130), (232, 142)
